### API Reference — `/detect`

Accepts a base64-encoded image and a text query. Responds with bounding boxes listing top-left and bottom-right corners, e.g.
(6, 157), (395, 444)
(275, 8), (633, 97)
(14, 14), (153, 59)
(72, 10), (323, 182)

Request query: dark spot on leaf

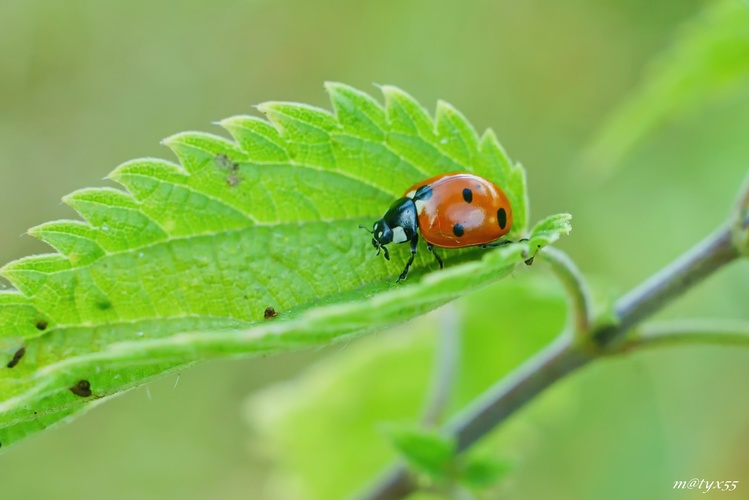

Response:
(36, 320), (48, 331)
(216, 154), (241, 185)
(497, 208), (507, 230)
(7, 347), (26, 368)
(453, 224), (464, 237)
(97, 300), (112, 310)
(264, 307), (279, 320)
(215, 154), (234, 170)
(462, 188), (473, 204)
(69, 380), (92, 398)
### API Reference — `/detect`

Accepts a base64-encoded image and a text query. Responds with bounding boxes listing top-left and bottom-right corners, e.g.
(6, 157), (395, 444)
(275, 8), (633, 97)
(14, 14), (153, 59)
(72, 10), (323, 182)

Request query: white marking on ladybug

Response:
(415, 199), (426, 215)
(392, 226), (408, 243)
(406, 190), (417, 199)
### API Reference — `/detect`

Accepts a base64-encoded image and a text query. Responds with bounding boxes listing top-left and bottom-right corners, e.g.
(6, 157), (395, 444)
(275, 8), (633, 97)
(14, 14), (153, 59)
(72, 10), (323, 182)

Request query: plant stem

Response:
(421, 303), (461, 426)
(539, 247), (592, 339)
(357, 214), (748, 500)
(594, 222), (741, 346)
(731, 171), (749, 252)
(733, 171), (749, 215)
(359, 337), (588, 500)
(622, 319), (749, 351)
(447, 336), (588, 450)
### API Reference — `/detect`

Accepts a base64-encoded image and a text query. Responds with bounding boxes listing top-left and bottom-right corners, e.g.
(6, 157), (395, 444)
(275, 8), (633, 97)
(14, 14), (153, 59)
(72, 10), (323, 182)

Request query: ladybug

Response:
(362, 172), (514, 282)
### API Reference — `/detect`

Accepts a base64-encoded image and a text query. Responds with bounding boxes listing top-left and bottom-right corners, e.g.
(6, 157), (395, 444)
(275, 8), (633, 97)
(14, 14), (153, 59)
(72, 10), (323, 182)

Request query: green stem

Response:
(538, 247), (593, 339)
(733, 170), (749, 215)
(421, 303), (461, 426)
(622, 319), (749, 351)
(731, 170), (749, 253)
(594, 222), (741, 346)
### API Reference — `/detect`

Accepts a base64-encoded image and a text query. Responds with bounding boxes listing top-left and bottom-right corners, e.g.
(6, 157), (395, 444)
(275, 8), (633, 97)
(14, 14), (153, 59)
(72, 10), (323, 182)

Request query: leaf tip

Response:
(322, 80), (343, 93)
(379, 84), (410, 105)
(215, 116), (239, 129)
(159, 131), (189, 149)
(253, 102), (271, 115)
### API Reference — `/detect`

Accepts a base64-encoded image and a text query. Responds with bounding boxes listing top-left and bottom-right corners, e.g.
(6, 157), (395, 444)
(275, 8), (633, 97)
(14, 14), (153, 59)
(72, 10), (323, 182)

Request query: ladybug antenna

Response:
(358, 224), (373, 234)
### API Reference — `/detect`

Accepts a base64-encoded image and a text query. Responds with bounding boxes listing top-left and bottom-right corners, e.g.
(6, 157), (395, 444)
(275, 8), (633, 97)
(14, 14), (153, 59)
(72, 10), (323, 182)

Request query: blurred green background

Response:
(1, 0), (748, 499)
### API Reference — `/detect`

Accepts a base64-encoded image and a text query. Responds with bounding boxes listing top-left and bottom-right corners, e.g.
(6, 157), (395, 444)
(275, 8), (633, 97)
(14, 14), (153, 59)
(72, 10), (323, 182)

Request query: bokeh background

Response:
(1, 0), (748, 499)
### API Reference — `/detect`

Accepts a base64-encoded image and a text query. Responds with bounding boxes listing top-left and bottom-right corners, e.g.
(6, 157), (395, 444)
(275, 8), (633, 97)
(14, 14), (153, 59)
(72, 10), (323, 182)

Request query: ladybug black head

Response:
(359, 221), (391, 260)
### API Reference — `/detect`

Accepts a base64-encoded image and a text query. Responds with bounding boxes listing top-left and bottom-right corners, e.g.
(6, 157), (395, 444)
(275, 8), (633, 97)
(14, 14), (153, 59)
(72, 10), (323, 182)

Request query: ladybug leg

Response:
(523, 242), (541, 266)
(480, 240), (512, 249)
(426, 243), (443, 269)
(482, 239), (537, 265)
(396, 235), (419, 283)
(481, 237), (529, 249)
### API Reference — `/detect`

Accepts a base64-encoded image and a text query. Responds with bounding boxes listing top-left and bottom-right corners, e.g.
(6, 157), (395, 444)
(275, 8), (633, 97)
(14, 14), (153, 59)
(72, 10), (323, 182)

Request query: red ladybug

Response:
(362, 172), (514, 282)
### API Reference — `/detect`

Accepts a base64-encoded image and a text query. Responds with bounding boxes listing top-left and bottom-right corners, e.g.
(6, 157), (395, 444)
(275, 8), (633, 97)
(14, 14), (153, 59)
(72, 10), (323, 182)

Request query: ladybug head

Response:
(359, 220), (391, 260)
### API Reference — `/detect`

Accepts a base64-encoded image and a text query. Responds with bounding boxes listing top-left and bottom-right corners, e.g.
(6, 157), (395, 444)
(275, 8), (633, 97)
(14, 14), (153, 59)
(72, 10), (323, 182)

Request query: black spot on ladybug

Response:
(7, 347), (26, 368)
(69, 380), (92, 398)
(453, 224), (465, 237)
(497, 208), (507, 230)
(36, 320), (48, 331)
(462, 188), (473, 204)
(264, 306), (279, 320)
(414, 185), (433, 200)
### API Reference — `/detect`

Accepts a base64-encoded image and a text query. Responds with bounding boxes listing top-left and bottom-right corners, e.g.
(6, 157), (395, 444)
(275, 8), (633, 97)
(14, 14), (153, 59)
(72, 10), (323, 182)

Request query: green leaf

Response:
(0, 83), (570, 448)
(583, 0), (749, 176)
(385, 425), (456, 481)
(458, 454), (511, 489)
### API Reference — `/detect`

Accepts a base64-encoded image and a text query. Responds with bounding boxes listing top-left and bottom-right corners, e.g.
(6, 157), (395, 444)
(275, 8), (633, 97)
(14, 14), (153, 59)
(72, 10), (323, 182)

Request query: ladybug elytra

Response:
(362, 172), (515, 282)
